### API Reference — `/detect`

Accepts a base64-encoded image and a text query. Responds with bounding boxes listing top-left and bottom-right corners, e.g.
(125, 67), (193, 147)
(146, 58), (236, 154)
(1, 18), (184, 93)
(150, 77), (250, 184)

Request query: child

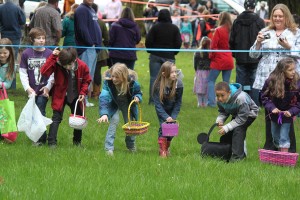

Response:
(193, 36), (211, 107)
(19, 27), (54, 146)
(180, 16), (192, 49)
(40, 47), (91, 148)
(0, 38), (16, 89)
(172, 10), (181, 30)
(152, 61), (183, 157)
(261, 57), (300, 152)
(215, 82), (258, 162)
(97, 63), (142, 156)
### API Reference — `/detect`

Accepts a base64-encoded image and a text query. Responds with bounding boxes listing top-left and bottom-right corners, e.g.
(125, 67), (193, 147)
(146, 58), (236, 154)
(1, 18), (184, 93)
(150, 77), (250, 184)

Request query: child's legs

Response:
(125, 135), (136, 150)
(48, 109), (65, 145)
(197, 94), (203, 106)
(231, 117), (255, 159)
(279, 123), (291, 149)
(105, 111), (119, 151)
(271, 122), (281, 148)
(69, 99), (83, 144)
(35, 95), (48, 143)
(207, 69), (220, 106)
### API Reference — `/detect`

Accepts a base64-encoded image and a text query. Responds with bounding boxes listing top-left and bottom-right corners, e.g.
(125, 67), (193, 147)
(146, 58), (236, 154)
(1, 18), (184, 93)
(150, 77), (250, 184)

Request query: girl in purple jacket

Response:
(261, 57), (300, 152)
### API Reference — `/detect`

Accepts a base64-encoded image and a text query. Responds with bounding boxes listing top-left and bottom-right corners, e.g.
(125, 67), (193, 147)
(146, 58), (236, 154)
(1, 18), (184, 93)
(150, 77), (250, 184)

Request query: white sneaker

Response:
(106, 150), (114, 156)
(86, 102), (94, 107)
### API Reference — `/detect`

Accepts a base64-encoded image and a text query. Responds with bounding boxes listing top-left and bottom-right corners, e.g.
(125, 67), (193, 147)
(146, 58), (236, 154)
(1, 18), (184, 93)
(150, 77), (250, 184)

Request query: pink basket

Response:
(162, 121), (179, 137)
(258, 149), (299, 167)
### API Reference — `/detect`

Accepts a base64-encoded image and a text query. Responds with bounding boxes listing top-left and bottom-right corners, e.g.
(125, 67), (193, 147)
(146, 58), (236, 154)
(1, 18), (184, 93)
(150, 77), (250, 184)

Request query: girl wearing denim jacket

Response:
(152, 61), (183, 157)
(97, 63), (142, 156)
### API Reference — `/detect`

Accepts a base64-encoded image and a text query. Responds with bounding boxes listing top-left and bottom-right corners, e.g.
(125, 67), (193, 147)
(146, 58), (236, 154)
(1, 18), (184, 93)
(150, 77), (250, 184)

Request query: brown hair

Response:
(215, 81), (230, 92)
(58, 47), (77, 66)
(218, 11), (232, 31)
(0, 38), (15, 80)
(28, 27), (46, 44)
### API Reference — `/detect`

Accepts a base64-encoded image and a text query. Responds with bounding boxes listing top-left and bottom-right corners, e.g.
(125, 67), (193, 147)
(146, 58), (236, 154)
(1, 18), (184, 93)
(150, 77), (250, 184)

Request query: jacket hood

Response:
(228, 83), (242, 102)
(118, 18), (137, 28)
(157, 9), (172, 23)
(237, 11), (260, 26)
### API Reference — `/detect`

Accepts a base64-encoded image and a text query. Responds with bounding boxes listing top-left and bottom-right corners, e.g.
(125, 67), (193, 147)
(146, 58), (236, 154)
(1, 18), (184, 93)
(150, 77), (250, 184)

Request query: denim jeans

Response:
(36, 95), (48, 143)
(48, 97), (82, 145)
(271, 122), (291, 148)
(207, 69), (232, 106)
(104, 111), (136, 151)
(111, 58), (135, 70)
(79, 48), (97, 82)
(236, 63), (259, 106)
(9, 38), (20, 90)
(149, 54), (175, 104)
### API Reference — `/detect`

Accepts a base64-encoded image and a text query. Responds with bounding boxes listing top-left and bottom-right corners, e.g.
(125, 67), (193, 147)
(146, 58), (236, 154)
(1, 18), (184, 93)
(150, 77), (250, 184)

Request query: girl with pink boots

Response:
(152, 61), (183, 157)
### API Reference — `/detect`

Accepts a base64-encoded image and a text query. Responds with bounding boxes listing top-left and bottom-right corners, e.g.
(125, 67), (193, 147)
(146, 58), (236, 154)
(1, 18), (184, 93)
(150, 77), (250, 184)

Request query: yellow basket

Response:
(122, 100), (150, 136)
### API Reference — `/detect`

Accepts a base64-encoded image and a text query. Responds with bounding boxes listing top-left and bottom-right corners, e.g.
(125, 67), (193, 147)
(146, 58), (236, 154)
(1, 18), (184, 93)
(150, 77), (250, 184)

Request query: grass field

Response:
(1, 51), (300, 199)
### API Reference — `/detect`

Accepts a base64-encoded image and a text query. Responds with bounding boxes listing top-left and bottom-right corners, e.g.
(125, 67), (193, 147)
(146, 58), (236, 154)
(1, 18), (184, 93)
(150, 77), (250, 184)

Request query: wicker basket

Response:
(258, 149), (299, 167)
(162, 121), (179, 137)
(69, 99), (87, 130)
(122, 100), (150, 136)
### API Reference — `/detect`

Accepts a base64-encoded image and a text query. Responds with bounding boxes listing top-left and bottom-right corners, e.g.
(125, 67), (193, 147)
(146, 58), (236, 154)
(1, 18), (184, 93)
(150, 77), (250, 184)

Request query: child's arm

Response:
(98, 81), (112, 120)
(153, 87), (171, 121)
(132, 81), (143, 102)
(260, 80), (277, 113)
(40, 54), (58, 77)
(170, 80), (183, 120)
(193, 52), (200, 71)
(19, 52), (33, 94)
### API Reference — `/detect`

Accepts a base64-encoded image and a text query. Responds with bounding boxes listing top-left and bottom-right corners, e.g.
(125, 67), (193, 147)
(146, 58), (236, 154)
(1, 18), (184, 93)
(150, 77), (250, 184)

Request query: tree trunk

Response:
(268, 0), (300, 16)
(125, 0), (147, 36)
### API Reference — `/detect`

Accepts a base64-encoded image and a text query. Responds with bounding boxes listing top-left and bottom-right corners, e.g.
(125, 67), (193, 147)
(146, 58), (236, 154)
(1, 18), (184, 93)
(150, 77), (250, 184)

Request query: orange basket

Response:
(122, 100), (150, 136)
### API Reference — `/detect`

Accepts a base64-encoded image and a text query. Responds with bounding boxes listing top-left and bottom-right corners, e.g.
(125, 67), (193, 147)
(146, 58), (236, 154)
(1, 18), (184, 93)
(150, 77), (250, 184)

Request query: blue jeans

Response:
(79, 48), (97, 82)
(271, 122), (291, 148)
(236, 63), (259, 106)
(36, 96), (48, 143)
(111, 58), (135, 70)
(104, 111), (136, 151)
(207, 69), (232, 106)
(149, 54), (175, 104)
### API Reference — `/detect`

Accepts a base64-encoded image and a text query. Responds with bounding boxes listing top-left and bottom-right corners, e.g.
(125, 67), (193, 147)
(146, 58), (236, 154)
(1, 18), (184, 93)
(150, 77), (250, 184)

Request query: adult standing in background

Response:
(33, 0), (62, 46)
(207, 12), (234, 107)
(145, 9), (182, 105)
(109, 7), (141, 70)
(229, 0), (265, 106)
(74, 0), (102, 107)
(256, 2), (269, 22)
(104, 0), (122, 28)
(143, 0), (158, 35)
(170, 0), (182, 16)
(0, 0), (26, 89)
(62, 4), (79, 46)
(186, 0), (201, 48)
(250, 4), (300, 153)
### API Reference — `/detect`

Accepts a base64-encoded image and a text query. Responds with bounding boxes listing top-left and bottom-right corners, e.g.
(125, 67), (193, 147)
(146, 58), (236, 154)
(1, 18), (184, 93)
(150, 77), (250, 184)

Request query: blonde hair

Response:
(152, 61), (177, 103)
(65, 3), (79, 18)
(267, 4), (298, 34)
(0, 38), (15, 80)
(110, 63), (132, 95)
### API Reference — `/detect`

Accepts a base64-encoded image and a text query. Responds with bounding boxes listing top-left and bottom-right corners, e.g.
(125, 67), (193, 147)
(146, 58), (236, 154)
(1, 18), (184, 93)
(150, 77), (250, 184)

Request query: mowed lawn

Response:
(1, 50), (300, 199)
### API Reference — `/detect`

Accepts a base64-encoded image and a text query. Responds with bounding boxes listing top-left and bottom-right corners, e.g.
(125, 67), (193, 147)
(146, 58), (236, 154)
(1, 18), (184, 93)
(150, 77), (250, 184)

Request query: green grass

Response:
(1, 51), (300, 199)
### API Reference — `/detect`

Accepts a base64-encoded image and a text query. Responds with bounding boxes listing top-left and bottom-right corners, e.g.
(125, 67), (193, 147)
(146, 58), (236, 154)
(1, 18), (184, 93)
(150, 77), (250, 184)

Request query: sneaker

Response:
(32, 142), (43, 147)
(86, 102), (94, 107)
(49, 144), (57, 149)
(106, 150), (114, 156)
(128, 147), (137, 153)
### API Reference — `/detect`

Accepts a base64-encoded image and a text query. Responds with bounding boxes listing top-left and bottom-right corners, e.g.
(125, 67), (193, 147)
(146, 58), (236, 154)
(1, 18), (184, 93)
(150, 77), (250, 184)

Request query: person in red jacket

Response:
(207, 11), (234, 107)
(41, 47), (91, 148)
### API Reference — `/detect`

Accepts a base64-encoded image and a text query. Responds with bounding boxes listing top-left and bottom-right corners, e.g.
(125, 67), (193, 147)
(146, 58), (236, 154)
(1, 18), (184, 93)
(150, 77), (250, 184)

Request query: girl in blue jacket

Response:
(97, 63), (142, 156)
(152, 61), (183, 157)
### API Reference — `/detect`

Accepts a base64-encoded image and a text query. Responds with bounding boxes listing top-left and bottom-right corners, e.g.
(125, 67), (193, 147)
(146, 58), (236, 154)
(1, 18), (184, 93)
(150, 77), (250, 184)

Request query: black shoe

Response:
(48, 144), (57, 149)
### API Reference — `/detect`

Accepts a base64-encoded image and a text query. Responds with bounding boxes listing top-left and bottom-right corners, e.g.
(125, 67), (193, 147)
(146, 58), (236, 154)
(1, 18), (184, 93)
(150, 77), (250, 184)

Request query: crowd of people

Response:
(1, 0), (300, 162)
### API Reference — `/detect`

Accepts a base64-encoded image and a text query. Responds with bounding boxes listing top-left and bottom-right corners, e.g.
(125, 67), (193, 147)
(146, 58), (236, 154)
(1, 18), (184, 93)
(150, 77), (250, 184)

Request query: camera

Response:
(263, 33), (271, 39)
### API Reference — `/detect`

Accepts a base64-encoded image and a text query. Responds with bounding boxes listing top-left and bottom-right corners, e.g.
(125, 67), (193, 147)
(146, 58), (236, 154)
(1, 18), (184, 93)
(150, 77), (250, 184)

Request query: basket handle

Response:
(163, 120), (179, 125)
(0, 83), (8, 100)
(206, 123), (218, 141)
(73, 98), (85, 117)
(127, 100), (142, 125)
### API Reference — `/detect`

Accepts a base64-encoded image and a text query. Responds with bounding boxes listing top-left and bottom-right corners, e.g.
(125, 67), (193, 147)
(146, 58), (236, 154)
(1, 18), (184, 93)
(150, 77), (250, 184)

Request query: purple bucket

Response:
(162, 122), (179, 137)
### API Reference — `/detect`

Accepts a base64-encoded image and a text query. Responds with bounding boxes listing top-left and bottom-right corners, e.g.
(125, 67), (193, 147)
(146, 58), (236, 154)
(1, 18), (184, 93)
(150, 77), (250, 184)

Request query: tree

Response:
(267, 0), (300, 16)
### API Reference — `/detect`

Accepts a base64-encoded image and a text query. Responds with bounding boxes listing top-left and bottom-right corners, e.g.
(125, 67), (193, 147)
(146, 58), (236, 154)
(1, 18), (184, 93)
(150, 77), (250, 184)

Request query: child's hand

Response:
(26, 88), (36, 96)
(134, 96), (139, 103)
(218, 126), (226, 135)
(97, 115), (109, 123)
(283, 111), (291, 117)
(217, 121), (223, 127)
(166, 117), (173, 122)
(78, 95), (85, 102)
(272, 108), (281, 114)
(39, 86), (49, 98)
(53, 47), (60, 56)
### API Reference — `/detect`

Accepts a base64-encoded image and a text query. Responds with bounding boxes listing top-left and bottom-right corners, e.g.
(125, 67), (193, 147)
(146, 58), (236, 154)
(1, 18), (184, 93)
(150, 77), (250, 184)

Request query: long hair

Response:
(120, 7), (135, 21)
(152, 61), (177, 103)
(65, 3), (79, 18)
(110, 63), (130, 95)
(199, 36), (211, 57)
(264, 57), (299, 98)
(0, 38), (15, 80)
(218, 11), (232, 31)
(267, 4), (298, 34)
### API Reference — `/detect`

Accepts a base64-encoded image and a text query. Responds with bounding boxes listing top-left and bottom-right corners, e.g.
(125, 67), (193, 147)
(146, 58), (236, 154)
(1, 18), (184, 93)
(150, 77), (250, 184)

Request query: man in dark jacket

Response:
(229, 0), (265, 106)
(145, 9), (182, 104)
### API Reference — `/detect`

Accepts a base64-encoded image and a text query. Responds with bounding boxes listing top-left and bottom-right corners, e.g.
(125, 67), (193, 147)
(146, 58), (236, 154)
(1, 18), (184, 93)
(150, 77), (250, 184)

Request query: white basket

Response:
(69, 99), (87, 130)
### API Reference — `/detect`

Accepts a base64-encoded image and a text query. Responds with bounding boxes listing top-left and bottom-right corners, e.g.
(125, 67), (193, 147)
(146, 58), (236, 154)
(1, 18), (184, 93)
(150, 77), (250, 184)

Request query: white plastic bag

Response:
(17, 95), (52, 142)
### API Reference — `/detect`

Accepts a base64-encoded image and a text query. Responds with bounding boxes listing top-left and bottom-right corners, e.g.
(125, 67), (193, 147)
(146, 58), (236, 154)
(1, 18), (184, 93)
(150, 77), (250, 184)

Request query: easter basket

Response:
(258, 149), (299, 167)
(162, 121), (179, 137)
(69, 99), (88, 130)
(122, 100), (150, 136)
